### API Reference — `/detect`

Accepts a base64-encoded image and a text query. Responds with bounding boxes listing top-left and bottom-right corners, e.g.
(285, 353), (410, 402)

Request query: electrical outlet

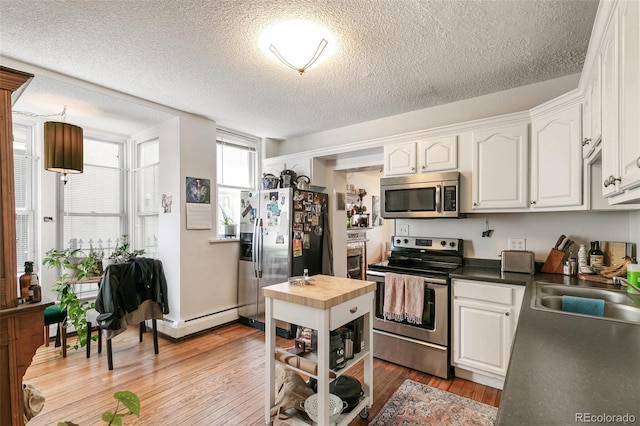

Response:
(508, 238), (526, 251)
(398, 224), (410, 236)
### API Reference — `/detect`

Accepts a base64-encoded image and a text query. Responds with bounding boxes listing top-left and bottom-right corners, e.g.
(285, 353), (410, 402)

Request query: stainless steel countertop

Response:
(450, 266), (640, 425)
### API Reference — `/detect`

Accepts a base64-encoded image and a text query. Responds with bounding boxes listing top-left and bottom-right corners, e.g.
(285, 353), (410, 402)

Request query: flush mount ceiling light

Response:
(261, 20), (334, 75)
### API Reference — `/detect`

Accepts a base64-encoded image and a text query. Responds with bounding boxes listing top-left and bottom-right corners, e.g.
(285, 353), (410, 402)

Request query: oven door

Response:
(367, 271), (449, 347)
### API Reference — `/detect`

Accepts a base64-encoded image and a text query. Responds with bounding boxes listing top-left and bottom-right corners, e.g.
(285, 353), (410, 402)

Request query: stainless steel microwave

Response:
(380, 171), (461, 218)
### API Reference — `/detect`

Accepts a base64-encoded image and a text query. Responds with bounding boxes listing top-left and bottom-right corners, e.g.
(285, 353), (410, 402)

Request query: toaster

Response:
(501, 250), (536, 274)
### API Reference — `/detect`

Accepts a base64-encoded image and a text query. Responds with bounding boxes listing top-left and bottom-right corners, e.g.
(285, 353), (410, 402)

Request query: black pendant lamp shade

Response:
(44, 121), (83, 176)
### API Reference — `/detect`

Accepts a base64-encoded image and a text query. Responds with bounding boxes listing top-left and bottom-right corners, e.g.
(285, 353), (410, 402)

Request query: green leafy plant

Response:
(107, 234), (145, 263)
(219, 204), (235, 225)
(58, 390), (140, 426)
(52, 275), (96, 350)
(44, 247), (103, 351)
(43, 247), (102, 279)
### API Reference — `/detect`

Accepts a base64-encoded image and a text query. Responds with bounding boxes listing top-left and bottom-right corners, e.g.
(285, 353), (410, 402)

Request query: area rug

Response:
(369, 379), (497, 425)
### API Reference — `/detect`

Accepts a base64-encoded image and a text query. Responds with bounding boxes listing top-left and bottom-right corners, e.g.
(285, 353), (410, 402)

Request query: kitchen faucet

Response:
(612, 276), (640, 294)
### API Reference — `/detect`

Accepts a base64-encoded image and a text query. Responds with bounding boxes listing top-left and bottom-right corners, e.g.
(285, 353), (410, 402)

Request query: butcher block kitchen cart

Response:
(263, 275), (375, 425)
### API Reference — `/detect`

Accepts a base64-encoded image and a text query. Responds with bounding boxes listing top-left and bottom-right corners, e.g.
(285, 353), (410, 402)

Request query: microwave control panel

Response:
(443, 185), (457, 211)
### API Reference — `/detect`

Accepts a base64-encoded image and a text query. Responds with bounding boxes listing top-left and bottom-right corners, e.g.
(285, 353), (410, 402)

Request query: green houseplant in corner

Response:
(43, 247), (102, 351)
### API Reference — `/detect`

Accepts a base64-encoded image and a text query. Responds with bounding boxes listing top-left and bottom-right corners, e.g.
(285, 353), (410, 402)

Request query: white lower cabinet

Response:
(452, 279), (525, 390)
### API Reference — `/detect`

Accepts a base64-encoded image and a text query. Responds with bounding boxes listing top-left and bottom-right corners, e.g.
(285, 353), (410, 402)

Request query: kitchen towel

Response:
(404, 275), (424, 325)
(383, 273), (405, 322)
(561, 295), (605, 317)
(383, 273), (424, 325)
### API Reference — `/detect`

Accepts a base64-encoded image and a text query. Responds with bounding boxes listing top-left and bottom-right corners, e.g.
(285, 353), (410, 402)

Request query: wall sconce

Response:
(270, 38), (328, 75)
(43, 121), (83, 184)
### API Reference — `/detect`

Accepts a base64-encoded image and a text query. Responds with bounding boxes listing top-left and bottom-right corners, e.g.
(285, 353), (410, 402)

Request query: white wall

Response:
(278, 74), (581, 156)
(344, 170), (392, 263)
(395, 211), (636, 262)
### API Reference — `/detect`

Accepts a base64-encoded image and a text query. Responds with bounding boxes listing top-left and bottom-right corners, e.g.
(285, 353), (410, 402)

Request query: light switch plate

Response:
(398, 224), (409, 236)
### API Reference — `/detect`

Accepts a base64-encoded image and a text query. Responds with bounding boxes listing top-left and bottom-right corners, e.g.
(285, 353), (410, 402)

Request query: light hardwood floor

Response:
(23, 323), (500, 425)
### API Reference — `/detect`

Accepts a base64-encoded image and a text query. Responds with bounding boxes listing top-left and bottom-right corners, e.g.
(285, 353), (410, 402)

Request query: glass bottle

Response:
(28, 274), (42, 303)
(589, 241), (604, 268)
(577, 244), (589, 273)
(19, 261), (34, 302)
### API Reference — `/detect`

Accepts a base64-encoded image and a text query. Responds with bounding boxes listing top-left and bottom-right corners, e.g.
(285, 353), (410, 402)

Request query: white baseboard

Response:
(454, 366), (505, 390)
(155, 308), (240, 339)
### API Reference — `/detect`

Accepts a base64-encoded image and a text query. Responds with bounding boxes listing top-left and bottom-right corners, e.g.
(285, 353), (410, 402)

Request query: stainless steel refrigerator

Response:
(238, 188), (328, 336)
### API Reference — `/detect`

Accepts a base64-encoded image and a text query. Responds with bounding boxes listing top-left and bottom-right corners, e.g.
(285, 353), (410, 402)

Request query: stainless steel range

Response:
(366, 236), (463, 379)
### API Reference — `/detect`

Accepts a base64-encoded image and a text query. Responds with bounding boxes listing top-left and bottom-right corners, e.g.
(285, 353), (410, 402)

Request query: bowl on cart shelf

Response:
(301, 393), (347, 425)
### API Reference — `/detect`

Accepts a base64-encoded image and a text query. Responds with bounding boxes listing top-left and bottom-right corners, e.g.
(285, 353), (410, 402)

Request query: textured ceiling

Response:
(1, 0), (599, 139)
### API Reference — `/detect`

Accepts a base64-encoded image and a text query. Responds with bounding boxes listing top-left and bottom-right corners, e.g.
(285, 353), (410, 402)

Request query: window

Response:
(216, 129), (257, 237)
(13, 122), (38, 273)
(58, 135), (126, 257)
(133, 138), (160, 258)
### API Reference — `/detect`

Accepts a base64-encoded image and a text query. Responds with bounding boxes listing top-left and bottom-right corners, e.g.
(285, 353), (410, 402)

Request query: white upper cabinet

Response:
(582, 56), (602, 158)
(601, 10), (621, 198)
(383, 142), (417, 176)
(384, 136), (458, 176)
(417, 136), (458, 173)
(471, 124), (529, 210)
(618, 0), (640, 192)
(285, 156), (328, 188)
(530, 101), (583, 208)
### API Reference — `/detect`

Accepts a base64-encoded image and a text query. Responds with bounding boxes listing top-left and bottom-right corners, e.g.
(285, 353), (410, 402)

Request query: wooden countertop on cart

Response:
(262, 275), (375, 310)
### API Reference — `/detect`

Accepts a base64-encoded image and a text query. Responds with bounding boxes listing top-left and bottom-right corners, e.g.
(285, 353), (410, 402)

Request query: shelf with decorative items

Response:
(346, 189), (370, 229)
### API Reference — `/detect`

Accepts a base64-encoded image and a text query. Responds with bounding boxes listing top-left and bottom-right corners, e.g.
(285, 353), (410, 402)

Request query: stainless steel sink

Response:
(531, 282), (640, 325)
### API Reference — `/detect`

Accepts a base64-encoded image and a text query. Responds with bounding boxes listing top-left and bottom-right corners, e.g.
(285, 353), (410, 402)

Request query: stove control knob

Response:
(403, 239), (409, 244)
(395, 239), (401, 245)
(440, 240), (446, 246)
(449, 241), (456, 248)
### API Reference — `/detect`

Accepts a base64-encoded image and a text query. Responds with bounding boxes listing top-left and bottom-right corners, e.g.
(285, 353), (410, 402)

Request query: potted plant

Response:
(219, 205), (237, 237)
(43, 247), (103, 351)
(102, 234), (145, 269)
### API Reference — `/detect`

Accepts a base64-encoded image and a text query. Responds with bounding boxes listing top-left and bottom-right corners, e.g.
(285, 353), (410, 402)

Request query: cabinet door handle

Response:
(582, 138), (591, 146)
(350, 307), (358, 314)
(410, 167), (415, 171)
(473, 202), (478, 207)
(636, 156), (640, 169)
(530, 200), (536, 205)
(421, 165), (426, 170)
(604, 175), (621, 188)
(505, 312), (510, 316)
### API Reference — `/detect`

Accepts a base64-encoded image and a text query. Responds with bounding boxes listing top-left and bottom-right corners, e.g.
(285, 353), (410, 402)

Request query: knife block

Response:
(541, 248), (566, 274)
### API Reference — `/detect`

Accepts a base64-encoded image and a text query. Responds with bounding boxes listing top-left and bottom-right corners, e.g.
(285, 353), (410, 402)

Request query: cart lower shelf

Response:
(274, 396), (370, 426)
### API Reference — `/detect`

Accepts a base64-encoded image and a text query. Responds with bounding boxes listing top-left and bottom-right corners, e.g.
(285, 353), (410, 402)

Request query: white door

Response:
(619, 0), (640, 191)
(417, 136), (457, 172)
(471, 124), (529, 209)
(530, 104), (582, 208)
(384, 142), (417, 176)
(453, 299), (513, 377)
(601, 11), (621, 197)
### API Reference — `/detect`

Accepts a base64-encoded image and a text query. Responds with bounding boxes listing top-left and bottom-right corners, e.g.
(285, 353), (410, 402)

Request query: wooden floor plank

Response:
(23, 323), (501, 425)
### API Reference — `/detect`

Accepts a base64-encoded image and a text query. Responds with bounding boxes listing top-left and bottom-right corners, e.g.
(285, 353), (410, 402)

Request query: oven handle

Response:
(365, 270), (448, 286)
(435, 184), (441, 213)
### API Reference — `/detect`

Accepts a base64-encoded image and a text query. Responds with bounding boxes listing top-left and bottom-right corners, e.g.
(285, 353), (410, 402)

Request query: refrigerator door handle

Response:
(257, 218), (263, 278)
(252, 217), (259, 277)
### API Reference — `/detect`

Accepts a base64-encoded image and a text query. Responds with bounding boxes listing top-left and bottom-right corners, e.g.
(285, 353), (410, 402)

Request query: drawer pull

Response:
(350, 307), (358, 314)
